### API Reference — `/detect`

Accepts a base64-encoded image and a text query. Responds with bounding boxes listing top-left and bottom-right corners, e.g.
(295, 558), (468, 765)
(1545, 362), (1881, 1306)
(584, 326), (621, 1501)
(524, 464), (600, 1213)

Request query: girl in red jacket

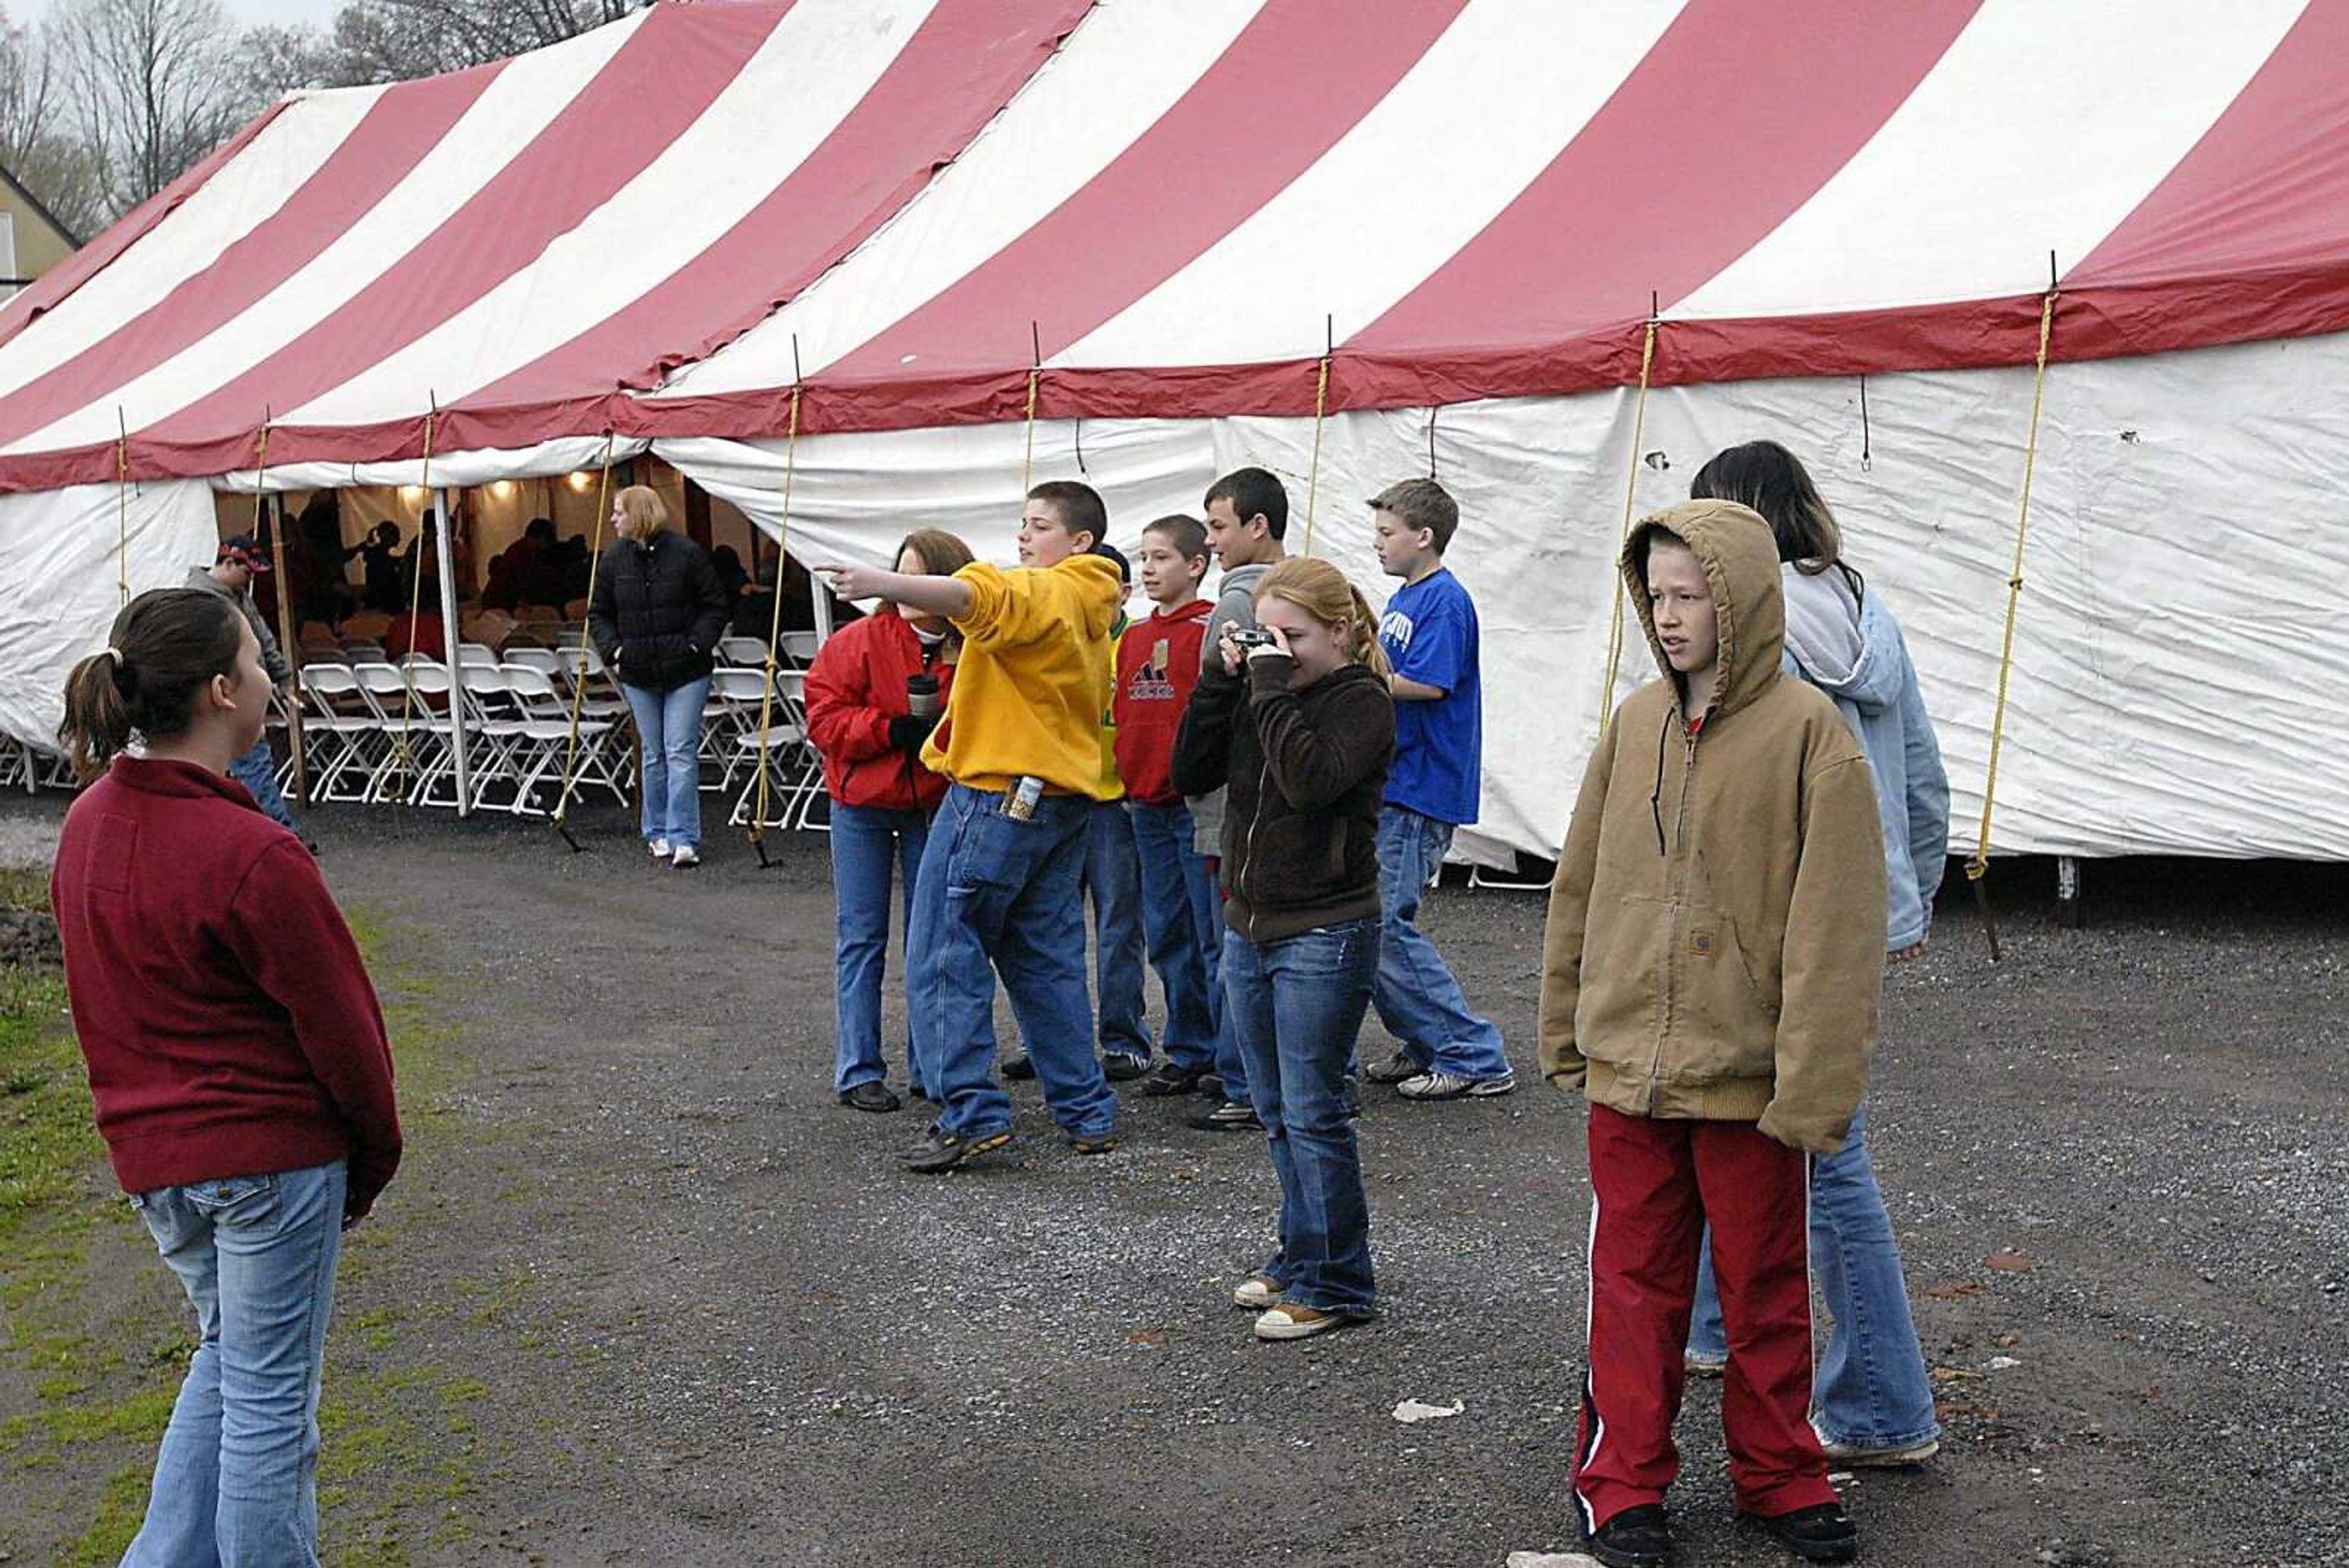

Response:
(803, 528), (971, 1112)
(51, 587), (401, 1564)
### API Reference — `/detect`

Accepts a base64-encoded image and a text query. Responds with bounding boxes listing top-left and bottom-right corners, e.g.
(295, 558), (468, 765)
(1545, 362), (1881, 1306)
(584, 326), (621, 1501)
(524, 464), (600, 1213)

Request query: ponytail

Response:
(1345, 583), (1392, 679)
(58, 589), (245, 784)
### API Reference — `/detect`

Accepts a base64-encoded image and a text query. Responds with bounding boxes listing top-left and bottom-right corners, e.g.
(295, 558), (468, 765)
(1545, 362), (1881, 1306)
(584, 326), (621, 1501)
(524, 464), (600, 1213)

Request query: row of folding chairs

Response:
(715, 630), (822, 671)
(292, 656), (633, 817)
(706, 666), (825, 831)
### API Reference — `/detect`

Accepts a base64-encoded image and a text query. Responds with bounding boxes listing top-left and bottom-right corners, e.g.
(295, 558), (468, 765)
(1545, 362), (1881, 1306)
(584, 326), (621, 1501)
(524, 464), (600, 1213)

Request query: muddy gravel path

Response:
(4, 796), (2343, 1567)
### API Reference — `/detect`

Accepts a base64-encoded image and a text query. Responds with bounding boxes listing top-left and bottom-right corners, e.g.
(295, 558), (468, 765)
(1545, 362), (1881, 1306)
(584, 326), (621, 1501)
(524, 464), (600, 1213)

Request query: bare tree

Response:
(45, 0), (251, 219)
(328, 0), (636, 81)
(0, 7), (106, 240)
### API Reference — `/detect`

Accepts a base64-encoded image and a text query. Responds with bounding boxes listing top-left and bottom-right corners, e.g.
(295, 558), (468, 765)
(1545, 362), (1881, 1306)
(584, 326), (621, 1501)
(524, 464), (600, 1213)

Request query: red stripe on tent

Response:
(459, 0), (1091, 416)
(139, 2), (786, 447)
(1356, 0), (1980, 357)
(0, 101), (289, 352)
(818, 0), (1467, 382)
(0, 66), (500, 449)
(2060, 2), (2349, 359)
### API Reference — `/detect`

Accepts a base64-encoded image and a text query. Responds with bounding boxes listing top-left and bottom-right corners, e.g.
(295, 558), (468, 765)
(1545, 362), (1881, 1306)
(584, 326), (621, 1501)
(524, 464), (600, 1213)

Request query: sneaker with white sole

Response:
(1397, 1068), (1516, 1101)
(1231, 1273), (1283, 1310)
(670, 844), (700, 869)
(648, 838), (672, 858)
(1684, 1348), (1728, 1378)
(1362, 1049), (1424, 1085)
(1813, 1418), (1939, 1466)
(1253, 1302), (1354, 1341)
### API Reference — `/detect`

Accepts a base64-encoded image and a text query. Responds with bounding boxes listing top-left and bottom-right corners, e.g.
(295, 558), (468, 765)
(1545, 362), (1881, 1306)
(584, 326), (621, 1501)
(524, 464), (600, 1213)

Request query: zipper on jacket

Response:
(1239, 756), (1271, 942)
(1647, 721), (1701, 1113)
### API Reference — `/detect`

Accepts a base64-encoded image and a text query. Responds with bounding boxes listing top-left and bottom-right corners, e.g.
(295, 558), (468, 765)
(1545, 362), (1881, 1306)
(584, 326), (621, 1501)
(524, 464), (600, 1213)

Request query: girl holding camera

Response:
(1171, 557), (1395, 1340)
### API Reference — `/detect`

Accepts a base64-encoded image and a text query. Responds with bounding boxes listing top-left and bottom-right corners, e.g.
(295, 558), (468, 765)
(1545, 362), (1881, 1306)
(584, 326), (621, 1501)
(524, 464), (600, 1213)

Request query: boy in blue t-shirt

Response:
(1362, 478), (1513, 1100)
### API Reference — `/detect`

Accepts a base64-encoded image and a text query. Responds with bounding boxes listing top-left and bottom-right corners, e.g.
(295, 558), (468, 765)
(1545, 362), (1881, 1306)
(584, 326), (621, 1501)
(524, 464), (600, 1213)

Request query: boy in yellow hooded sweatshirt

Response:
(1540, 500), (1884, 1568)
(821, 482), (1126, 1172)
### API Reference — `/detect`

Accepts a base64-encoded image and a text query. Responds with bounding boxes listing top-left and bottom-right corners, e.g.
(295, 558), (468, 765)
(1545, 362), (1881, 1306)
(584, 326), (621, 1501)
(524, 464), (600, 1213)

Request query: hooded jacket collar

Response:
(1622, 499), (1785, 724)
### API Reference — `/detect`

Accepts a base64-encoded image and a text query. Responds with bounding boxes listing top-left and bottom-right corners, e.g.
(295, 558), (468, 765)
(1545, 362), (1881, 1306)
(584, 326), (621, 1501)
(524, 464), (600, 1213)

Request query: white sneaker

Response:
(1813, 1418), (1939, 1466)
(648, 837), (671, 858)
(1231, 1273), (1283, 1310)
(671, 844), (700, 869)
(1397, 1068), (1517, 1101)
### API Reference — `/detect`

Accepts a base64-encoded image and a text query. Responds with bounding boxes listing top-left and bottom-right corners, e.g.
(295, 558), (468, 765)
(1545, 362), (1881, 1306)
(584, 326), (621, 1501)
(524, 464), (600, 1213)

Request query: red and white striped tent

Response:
(5, 0), (2346, 860)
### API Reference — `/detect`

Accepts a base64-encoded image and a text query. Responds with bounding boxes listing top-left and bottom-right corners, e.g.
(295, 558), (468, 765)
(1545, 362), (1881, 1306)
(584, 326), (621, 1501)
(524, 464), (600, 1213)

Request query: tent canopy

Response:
(1, 0), (2345, 489)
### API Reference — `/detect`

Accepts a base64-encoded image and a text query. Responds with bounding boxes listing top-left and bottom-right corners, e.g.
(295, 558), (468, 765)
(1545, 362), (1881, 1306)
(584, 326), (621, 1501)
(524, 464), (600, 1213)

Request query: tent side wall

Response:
(656, 329), (2349, 865)
(0, 480), (221, 753)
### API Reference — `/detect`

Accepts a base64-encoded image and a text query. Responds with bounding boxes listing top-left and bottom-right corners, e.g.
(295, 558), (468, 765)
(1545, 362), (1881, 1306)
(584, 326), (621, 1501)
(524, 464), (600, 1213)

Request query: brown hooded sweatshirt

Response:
(1537, 500), (1886, 1154)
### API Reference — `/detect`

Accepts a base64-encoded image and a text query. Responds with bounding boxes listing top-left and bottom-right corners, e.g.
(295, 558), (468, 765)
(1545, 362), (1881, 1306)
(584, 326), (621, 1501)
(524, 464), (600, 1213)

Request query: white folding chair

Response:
(717, 635), (767, 667)
(778, 630), (821, 668)
(357, 663), (450, 806)
(728, 669), (823, 831)
(296, 664), (384, 803)
(1, 738), (31, 793)
(502, 665), (623, 817)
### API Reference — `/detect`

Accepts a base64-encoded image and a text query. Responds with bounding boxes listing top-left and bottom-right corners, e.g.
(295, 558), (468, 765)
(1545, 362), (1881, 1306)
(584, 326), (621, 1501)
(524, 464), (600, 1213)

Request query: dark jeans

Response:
(1223, 917), (1379, 1315)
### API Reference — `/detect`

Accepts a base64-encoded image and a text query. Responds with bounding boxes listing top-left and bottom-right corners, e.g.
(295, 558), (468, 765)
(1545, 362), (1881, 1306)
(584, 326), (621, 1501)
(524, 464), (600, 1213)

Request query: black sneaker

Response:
(1001, 1052), (1036, 1081)
(837, 1082), (901, 1113)
(1142, 1061), (1208, 1097)
(1584, 1503), (1672, 1568)
(1743, 1502), (1858, 1564)
(1102, 1052), (1148, 1082)
(1187, 1100), (1260, 1132)
(900, 1124), (1012, 1173)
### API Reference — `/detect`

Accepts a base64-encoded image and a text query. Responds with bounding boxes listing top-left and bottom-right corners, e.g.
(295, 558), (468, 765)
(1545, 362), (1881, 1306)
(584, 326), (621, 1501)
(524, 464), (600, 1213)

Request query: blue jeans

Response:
(123, 1159), (347, 1568)
(830, 800), (928, 1093)
(1126, 801), (1217, 1072)
(1371, 804), (1508, 1079)
(231, 737), (298, 831)
(1224, 918), (1379, 1315)
(908, 782), (1116, 1140)
(622, 677), (711, 849)
(1084, 800), (1151, 1061)
(1192, 849), (1245, 1102)
(1689, 1102), (1942, 1449)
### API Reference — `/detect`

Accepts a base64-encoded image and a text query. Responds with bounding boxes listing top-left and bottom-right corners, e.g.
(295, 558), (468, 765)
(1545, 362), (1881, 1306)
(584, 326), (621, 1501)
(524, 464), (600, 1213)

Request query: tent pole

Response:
(433, 486), (471, 817)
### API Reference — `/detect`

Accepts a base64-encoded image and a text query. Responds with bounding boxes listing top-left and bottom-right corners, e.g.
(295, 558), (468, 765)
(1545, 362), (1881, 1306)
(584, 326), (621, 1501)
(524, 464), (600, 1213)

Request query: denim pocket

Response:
(188, 1172), (278, 1217)
(949, 798), (1041, 892)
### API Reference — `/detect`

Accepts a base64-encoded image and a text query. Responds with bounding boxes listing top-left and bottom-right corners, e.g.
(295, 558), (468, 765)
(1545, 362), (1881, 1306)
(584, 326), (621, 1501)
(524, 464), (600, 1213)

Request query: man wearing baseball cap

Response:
(187, 533), (306, 837)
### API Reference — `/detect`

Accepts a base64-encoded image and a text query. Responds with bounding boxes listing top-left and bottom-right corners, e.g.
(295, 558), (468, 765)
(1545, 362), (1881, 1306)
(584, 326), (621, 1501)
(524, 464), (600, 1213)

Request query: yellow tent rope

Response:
(551, 433), (618, 832)
(1595, 318), (1660, 731)
(1968, 289), (2059, 883)
(746, 385), (802, 844)
(255, 424), (309, 807)
(1020, 365), (1040, 494)
(1301, 352), (1332, 557)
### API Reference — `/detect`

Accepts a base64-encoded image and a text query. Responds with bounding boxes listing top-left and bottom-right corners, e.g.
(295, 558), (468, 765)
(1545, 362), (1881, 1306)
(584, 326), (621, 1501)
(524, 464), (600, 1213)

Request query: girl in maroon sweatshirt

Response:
(51, 586), (401, 1564)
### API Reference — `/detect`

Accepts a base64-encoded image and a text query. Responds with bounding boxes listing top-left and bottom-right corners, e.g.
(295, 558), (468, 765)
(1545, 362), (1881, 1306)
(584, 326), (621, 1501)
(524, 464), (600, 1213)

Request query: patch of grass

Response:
(0, 864), (50, 914)
(59, 1461), (148, 1567)
(0, 962), (88, 1247)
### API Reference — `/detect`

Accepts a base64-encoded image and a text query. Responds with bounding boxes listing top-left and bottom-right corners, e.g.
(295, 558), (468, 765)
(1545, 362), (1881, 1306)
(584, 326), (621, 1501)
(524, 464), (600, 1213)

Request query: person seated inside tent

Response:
(487, 518), (557, 611)
(357, 522), (403, 614)
(294, 497), (357, 626)
(384, 602), (447, 666)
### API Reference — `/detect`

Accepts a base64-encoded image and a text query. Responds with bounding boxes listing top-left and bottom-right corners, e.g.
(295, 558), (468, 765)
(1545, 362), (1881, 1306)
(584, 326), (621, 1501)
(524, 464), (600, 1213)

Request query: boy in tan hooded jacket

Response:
(1542, 500), (1884, 1567)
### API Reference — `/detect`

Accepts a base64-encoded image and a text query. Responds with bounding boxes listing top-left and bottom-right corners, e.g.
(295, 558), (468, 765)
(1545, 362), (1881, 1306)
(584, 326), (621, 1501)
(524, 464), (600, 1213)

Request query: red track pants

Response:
(1572, 1104), (1839, 1531)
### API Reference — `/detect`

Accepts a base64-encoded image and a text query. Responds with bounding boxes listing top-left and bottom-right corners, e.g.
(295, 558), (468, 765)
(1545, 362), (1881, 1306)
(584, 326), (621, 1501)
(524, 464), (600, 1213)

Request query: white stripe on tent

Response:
(286, 0), (938, 426)
(0, 86), (385, 391)
(4, 12), (648, 455)
(657, 0), (1267, 395)
(1671, 0), (2307, 320)
(1055, 0), (1684, 370)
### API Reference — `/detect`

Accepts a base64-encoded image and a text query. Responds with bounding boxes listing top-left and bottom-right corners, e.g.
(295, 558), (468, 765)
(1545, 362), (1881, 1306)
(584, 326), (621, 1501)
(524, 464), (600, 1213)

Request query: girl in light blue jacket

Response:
(1683, 440), (1950, 1466)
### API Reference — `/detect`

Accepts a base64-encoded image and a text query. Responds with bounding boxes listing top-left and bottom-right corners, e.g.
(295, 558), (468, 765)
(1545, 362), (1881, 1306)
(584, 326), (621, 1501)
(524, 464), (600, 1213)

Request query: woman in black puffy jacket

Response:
(587, 486), (730, 868)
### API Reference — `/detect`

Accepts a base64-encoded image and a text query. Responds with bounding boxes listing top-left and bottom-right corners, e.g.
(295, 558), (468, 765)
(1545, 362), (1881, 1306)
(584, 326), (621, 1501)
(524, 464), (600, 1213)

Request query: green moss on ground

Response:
(0, 893), (512, 1567)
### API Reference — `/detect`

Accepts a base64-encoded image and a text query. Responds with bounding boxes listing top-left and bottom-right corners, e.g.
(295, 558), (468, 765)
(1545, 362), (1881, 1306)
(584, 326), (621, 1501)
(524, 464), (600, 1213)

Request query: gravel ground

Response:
(3, 793), (2343, 1567)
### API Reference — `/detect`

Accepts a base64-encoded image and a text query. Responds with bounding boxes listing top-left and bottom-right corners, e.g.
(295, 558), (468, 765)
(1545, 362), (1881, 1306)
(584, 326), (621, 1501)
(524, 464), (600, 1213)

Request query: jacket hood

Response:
(1057, 551), (1125, 640)
(1783, 566), (1907, 716)
(1623, 499), (1784, 721)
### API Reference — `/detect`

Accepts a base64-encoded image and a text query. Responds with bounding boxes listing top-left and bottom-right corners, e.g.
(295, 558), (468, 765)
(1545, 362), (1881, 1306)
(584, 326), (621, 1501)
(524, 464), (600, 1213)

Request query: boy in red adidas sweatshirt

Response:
(1115, 515), (1222, 1097)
